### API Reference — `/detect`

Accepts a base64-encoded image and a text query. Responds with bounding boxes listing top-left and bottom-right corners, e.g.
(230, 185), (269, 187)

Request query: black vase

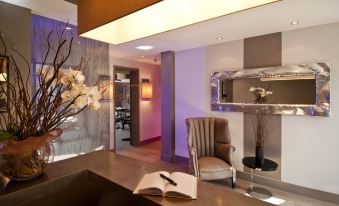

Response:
(255, 145), (265, 167)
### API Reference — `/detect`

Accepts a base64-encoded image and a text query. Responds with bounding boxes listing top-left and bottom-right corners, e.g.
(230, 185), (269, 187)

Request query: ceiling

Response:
(2, 0), (339, 65)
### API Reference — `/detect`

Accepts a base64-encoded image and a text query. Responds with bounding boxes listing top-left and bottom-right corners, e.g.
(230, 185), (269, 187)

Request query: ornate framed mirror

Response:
(211, 63), (330, 117)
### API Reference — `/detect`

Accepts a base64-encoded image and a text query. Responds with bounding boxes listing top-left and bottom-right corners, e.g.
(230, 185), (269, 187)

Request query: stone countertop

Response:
(0, 151), (273, 206)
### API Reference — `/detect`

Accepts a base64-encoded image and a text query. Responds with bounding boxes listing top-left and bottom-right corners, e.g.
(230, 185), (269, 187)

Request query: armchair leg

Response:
(231, 178), (236, 189)
(231, 169), (236, 189)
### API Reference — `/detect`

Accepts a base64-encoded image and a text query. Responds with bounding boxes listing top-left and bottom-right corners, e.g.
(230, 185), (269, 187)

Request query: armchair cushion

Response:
(198, 157), (232, 180)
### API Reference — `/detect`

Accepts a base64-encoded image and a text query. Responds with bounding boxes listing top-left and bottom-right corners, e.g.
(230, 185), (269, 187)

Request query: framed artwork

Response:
(0, 56), (9, 112)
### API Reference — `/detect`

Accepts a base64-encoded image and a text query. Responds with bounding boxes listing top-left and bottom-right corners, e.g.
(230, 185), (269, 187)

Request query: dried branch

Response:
(0, 25), (101, 141)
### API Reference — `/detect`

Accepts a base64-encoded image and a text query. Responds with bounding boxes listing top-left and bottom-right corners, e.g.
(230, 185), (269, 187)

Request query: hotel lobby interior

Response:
(0, 0), (338, 205)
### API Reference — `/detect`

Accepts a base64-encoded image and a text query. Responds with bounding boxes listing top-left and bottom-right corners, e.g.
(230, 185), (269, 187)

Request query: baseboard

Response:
(175, 155), (189, 164)
(237, 171), (339, 204)
(167, 157), (339, 204)
(139, 136), (161, 145)
(161, 154), (174, 163)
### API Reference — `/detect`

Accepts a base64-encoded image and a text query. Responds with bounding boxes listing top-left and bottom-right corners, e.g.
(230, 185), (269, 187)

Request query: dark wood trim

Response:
(140, 136), (161, 145)
(77, 0), (162, 34)
(113, 66), (140, 149)
(129, 69), (140, 146)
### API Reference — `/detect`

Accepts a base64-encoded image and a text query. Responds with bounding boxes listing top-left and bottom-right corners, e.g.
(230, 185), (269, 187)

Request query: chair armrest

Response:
(188, 147), (199, 178)
(215, 143), (235, 166)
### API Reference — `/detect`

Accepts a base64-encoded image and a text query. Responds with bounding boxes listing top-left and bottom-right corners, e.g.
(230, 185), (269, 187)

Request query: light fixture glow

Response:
(136, 46), (154, 50)
(140, 55), (145, 58)
(216, 37), (223, 40)
(80, 0), (280, 45)
(290, 20), (299, 25)
(65, 26), (72, 30)
(142, 83), (153, 99)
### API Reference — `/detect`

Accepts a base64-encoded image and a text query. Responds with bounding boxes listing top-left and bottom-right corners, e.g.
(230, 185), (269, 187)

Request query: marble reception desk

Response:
(0, 151), (273, 206)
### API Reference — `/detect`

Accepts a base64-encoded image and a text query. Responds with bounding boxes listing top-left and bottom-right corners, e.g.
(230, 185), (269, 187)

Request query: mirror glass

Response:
(219, 75), (316, 105)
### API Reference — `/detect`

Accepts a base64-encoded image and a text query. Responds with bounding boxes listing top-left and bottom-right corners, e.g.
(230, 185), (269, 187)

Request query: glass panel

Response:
(219, 76), (316, 105)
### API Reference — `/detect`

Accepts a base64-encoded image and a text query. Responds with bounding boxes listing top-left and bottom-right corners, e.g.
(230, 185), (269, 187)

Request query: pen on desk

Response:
(160, 173), (177, 186)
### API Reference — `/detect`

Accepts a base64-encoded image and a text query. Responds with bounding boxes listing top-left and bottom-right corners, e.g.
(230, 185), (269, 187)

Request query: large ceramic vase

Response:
(255, 145), (265, 167)
(0, 143), (54, 181)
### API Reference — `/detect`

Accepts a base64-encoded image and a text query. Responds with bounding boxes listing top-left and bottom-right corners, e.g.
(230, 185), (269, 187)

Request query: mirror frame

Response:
(211, 62), (330, 117)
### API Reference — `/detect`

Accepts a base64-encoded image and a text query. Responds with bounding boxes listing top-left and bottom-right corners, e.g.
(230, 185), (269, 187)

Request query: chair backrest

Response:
(186, 117), (231, 158)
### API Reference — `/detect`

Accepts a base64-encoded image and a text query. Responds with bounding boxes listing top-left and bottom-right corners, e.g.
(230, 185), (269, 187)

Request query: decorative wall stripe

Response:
(243, 32), (282, 180)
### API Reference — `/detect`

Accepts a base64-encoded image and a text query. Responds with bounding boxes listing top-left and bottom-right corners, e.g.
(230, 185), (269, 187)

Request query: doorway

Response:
(113, 66), (140, 152)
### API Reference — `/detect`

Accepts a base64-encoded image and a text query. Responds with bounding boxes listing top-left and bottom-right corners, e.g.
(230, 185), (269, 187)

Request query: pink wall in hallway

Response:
(109, 55), (161, 142)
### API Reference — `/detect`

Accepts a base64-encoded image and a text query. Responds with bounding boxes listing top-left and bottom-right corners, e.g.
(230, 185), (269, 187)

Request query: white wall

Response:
(109, 52), (161, 150)
(175, 22), (339, 194)
(175, 48), (207, 158)
(281, 23), (339, 194)
(175, 40), (245, 170)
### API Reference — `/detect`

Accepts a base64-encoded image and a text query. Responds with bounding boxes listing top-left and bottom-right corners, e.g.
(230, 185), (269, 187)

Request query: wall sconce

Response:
(98, 75), (112, 103)
(141, 79), (152, 100)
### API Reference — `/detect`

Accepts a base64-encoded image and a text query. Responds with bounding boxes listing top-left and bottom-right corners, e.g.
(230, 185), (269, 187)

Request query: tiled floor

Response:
(115, 126), (133, 152)
(116, 139), (337, 206)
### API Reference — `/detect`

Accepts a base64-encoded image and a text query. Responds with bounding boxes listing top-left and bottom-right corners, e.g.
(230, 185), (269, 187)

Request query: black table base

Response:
(242, 157), (278, 200)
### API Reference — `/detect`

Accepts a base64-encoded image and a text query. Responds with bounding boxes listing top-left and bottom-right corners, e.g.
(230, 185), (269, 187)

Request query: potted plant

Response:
(249, 87), (273, 166)
(0, 27), (101, 184)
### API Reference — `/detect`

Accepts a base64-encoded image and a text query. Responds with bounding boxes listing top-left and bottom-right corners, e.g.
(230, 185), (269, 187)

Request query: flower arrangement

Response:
(249, 86), (273, 104)
(249, 86), (273, 166)
(0, 29), (101, 143)
(0, 26), (101, 181)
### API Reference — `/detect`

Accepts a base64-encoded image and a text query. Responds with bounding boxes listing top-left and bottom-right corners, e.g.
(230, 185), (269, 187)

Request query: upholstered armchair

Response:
(186, 117), (236, 188)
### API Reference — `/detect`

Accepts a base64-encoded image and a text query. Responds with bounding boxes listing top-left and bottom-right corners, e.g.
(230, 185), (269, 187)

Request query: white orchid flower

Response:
(88, 86), (101, 102)
(61, 91), (72, 102)
(74, 95), (88, 108)
(89, 101), (101, 110)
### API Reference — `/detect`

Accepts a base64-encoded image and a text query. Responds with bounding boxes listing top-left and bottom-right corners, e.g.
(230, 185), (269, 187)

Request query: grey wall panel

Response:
(161, 51), (175, 162)
(243, 32), (282, 180)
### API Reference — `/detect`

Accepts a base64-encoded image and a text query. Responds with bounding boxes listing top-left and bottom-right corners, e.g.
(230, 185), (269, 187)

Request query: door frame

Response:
(112, 65), (140, 152)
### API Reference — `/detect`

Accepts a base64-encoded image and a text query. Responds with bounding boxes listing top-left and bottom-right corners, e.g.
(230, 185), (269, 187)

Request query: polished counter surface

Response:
(0, 151), (273, 206)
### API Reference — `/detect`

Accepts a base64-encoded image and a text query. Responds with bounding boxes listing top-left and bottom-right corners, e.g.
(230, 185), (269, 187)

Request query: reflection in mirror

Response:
(0, 56), (8, 112)
(211, 63), (330, 117)
(219, 75), (316, 105)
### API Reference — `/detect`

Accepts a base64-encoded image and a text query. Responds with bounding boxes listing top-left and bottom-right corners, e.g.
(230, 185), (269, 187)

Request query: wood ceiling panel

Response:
(78, 0), (162, 34)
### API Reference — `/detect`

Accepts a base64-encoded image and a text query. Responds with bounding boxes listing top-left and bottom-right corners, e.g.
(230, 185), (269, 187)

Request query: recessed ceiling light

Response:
(140, 55), (145, 58)
(290, 21), (299, 25)
(76, 41), (81, 44)
(136, 46), (153, 50)
(216, 37), (223, 40)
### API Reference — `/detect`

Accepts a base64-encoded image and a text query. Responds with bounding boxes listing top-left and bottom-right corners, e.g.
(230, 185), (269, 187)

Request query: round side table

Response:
(242, 157), (278, 199)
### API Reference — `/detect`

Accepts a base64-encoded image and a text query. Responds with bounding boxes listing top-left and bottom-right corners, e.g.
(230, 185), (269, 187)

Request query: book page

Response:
(133, 171), (170, 196)
(164, 172), (198, 199)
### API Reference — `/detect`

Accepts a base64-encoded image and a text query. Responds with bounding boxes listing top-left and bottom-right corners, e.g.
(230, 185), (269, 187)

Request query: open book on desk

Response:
(133, 171), (197, 200)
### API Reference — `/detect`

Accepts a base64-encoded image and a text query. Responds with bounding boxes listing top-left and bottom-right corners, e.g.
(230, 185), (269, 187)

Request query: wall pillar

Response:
(161, 51), (175, 162)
